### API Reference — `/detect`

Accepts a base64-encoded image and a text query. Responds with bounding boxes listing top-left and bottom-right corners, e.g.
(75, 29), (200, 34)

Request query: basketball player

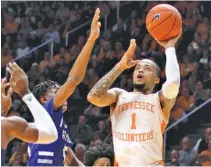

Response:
(2, 63), (58, 165)
(87, 32), (182, 166)
(27, 8), (101, 166)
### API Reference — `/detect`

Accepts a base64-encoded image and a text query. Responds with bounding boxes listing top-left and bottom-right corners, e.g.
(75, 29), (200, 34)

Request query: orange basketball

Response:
(146, 4), (182, 41)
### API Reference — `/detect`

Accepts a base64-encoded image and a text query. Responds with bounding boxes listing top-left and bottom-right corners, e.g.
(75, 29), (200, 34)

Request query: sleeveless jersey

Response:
(28, 97), (72, 166)
(110, 91), (168, 166)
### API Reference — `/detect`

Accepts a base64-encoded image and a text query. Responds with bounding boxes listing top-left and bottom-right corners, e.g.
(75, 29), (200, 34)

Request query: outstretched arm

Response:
(156, 32), (182, 120)
(88, 39), (138, 107)
(53, 8), (101, 110)
(6, 63), (58, 144)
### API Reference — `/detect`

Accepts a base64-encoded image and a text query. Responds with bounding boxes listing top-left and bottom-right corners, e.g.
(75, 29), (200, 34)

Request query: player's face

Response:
(93, 157), (111, 166)
(41, 86), (59, 103)
(133, 60), (160, 91)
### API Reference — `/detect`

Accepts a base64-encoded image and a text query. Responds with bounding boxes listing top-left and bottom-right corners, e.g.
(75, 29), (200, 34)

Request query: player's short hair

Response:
(32, 80), (60, 102)
(84, 145), (114, 166)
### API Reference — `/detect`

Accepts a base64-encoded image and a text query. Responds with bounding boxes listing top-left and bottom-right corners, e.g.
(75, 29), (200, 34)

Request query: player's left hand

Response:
(6, 62), (30, 97)
(89, 8), (101, 41)
(155, 29), (182, 48)
(1, 78), (13, 115)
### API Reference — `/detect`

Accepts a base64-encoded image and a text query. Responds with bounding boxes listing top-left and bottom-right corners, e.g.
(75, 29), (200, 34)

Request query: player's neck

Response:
(133, 88), (153, 95)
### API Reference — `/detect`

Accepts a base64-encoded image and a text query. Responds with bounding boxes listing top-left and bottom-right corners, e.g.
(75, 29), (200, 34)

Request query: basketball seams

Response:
(159, 13), (177, 40)
(146, 4), (182, 41)
(150, 11), (173, 31)
(146, 9), (178, 18)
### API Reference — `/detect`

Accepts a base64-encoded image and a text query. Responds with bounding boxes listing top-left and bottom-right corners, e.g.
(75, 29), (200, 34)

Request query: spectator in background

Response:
(179, 136), (197, 166)
(74, 143), (86, 164)
(84, 104), (104, 118)
(56, 2), (69, 19)
(1, 46), (13, 69)
(54, 47), (71, 65)
(176, 87), (195, 113)
(168, 149), (180, 166)
(70, 115), (94, 145)
(3, 35), (13, 49)
(16, 41), (30, 59)
(33, 21), (47, 38)
(14, 33), (24, 50)
(45, 24), (61, 44)
(194, 81), (211, 105)
(27, 62), (41, 83)
(205, 72), (211, 89)
(198, 140), (211, 166)
(2, 12), (19, 35)
(97, 120), (107, 139)
(141, 33), (158, 54)
(39, 52), (56, 72)
(19, 17), (33, 38)
(98, 1), (110, 18)
(112, 18), (127, 33)
(77, 36), (86, 47)
(90, 131), (103, 146)
(8, 142), (28, 166)
(195, 128), (211, 154)
(83, 68), (99, 90)
(114, 42), (125, 60)
(27, 31), (42, 48)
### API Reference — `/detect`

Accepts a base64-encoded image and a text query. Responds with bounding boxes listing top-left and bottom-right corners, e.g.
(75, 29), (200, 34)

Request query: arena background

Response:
(1, 1), (211, 166)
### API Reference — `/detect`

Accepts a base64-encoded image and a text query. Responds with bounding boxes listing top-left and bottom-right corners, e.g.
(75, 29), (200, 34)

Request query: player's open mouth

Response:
(137, 74), (144, 79)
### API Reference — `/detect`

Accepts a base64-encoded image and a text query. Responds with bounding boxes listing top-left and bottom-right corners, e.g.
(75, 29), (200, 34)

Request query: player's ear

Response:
(154, 77), (160, 84)
(40, 96), (47, 104)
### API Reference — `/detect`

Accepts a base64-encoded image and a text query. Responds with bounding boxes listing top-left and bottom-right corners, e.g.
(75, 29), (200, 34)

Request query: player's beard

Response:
(134, 83), (145, 92)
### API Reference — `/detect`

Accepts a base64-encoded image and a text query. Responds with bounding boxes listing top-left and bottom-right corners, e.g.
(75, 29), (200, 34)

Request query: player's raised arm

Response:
(53, 8), (101, 110)
(87, 39), (139, 107)
(6, 62), (58, 144)
(155, 31), (182, 119)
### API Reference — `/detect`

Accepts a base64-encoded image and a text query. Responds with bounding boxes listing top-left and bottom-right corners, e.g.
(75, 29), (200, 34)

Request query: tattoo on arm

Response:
(89, 65), (123, 98)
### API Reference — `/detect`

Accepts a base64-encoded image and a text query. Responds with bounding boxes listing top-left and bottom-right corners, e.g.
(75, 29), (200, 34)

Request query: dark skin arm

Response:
(53, 8), (101, 110)
(1, 116), (39, 149)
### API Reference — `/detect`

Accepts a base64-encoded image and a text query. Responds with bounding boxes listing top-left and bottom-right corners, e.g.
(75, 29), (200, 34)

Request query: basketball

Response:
(146, 4), (182, 41)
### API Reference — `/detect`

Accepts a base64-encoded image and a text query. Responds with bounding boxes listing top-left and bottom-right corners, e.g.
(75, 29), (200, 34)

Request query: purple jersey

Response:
(28, 97), (72, 166)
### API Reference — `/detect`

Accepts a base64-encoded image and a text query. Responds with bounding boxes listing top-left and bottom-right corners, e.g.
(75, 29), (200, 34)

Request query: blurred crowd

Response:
(1, 1), (211, 166)
(167, 128), (211, 166)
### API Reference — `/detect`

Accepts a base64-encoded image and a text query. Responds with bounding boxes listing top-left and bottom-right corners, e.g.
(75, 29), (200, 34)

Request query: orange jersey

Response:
(110, 91), (168, 166)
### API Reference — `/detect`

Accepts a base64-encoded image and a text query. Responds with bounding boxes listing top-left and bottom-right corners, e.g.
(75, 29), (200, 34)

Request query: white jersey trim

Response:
(37, 159), (53, 164)
(38, 151), (54, 156)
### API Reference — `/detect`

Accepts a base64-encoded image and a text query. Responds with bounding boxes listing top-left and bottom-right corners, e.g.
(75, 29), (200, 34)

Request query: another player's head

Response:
(133, 59), (161, 93)
(32, 80), (67, 112)
(84, 145), (113, 166)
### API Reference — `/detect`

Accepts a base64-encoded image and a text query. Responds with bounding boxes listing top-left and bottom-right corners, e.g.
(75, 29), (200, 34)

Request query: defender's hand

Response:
(1, 78), (12, 114)
(156, 30), (182, 48)
(118, 39), (139, 70)
(6, 62), (30, 97)
(89, 8), (101, 41)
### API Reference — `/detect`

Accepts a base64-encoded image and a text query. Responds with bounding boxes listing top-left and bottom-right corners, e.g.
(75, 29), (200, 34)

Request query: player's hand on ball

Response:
(156, 29), (182, 48)
(6, 62), (30, 97)
(118, 39), (139, 70)
(1, 78), (12, 114)
(89, 8), (101, 41)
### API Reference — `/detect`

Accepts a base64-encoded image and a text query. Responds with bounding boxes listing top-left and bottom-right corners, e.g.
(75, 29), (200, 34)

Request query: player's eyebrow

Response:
(144, 64), (153, 67)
